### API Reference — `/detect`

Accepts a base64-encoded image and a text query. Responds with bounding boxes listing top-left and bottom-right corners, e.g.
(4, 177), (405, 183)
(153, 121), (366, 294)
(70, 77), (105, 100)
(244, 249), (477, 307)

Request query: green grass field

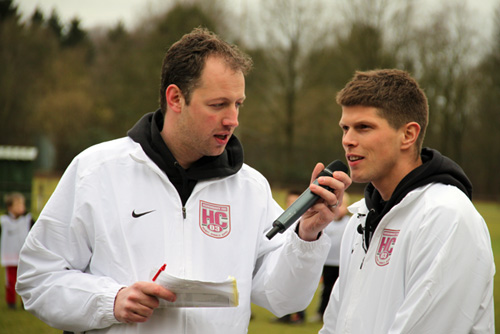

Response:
(1, 199), (499, 333)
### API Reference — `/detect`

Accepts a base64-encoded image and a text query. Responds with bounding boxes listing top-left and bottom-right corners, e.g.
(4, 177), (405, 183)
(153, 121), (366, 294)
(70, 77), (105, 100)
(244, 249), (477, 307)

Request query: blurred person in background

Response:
(311, 192), (350, 323)
(1, 192), (32, 309)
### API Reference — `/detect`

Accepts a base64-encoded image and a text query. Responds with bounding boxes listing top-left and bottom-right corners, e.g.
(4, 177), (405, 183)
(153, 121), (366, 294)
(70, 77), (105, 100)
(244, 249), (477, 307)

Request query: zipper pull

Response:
(182, 207), (186, 219)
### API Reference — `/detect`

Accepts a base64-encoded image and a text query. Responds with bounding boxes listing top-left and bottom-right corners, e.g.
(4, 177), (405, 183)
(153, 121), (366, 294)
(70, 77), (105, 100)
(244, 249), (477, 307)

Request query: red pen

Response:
(152, 263), (166, 282)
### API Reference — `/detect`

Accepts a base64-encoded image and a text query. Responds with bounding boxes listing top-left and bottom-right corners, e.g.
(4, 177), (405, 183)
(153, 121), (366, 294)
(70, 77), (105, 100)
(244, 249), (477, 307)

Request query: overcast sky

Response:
(16, 0), (150, 29)
(15, 0), (499, 32)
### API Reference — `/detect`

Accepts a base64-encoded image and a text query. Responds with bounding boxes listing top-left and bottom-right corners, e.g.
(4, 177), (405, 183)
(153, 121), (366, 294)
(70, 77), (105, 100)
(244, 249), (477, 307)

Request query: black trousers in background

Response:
(318, 265), (340, 316)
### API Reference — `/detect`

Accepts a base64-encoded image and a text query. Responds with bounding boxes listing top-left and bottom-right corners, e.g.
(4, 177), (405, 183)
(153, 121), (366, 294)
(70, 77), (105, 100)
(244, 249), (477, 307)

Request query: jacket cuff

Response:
(99, 285), (127, 327)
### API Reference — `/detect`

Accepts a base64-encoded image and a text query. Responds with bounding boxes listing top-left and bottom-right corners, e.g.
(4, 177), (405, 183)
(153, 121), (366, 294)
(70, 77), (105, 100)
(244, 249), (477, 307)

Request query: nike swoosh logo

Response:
(132, 209), (156, 218)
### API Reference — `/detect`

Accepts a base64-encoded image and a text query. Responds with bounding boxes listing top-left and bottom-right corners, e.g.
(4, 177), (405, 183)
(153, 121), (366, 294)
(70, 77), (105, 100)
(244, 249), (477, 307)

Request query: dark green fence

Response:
(0, 146), (38, 212)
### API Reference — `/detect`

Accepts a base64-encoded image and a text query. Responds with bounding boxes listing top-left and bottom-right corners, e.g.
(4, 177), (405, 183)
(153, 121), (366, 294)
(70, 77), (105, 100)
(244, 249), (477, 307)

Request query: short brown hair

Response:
(159, 27), (253, 115)
(336, 69), (429, 154)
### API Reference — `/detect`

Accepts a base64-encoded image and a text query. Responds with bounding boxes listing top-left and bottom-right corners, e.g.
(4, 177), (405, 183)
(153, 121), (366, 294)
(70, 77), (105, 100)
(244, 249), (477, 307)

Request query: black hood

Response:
(363, 148), (472, 249)
(127, 109), (244, 204)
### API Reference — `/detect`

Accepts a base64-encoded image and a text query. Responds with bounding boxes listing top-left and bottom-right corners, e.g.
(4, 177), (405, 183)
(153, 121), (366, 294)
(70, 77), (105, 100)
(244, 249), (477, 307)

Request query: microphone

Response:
(266, 160), (348, 240)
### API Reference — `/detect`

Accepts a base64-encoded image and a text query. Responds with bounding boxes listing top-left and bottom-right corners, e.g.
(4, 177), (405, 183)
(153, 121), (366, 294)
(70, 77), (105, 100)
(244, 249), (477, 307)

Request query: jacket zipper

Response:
(182, 207), (186, 219)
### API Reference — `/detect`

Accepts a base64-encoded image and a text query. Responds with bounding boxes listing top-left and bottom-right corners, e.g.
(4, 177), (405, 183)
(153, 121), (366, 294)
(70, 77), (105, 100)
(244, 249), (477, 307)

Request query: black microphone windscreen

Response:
(323, 160), (349, 176)
(357, 224), (364, 234)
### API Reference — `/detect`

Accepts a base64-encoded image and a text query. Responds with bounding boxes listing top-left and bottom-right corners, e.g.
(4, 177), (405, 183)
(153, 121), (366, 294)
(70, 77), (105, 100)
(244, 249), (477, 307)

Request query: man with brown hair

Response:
(320, 69), (494, 333)
(17, 28), (350, 334)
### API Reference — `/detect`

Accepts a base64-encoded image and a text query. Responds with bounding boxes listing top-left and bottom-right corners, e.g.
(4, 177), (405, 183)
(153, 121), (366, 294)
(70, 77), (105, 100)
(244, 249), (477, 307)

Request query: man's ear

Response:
(166, 84), (184, 113)
(401, 122), (421, 150)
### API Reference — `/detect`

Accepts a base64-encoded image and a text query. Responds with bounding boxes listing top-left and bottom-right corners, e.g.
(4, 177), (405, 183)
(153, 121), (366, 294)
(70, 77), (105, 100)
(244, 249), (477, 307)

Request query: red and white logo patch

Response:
(199, 200), (231, 239)
(375, 229), (400, 266)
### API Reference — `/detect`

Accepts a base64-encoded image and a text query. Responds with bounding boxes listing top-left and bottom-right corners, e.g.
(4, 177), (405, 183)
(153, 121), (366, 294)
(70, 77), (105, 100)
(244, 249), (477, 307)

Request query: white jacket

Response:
(17, 137), (331, 333)
(320, 183), (495, 334)
(1, 212), (31, 266)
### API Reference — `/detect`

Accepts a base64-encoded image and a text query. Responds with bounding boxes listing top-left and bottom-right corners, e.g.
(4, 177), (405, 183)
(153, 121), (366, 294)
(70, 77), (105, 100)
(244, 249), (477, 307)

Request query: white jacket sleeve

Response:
(389, 197), (495, 333)
(249, 191), (331, 317)
(16, 160), (124, 332)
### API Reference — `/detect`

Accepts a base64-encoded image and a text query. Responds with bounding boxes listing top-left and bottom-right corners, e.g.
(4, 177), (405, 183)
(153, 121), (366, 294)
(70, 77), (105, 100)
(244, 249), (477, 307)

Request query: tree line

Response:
(1, 0), (499, 199)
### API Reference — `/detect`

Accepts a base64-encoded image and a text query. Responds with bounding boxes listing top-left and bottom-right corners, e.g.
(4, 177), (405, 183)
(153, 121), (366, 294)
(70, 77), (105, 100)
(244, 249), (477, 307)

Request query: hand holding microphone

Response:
(266, 160), (349, 240)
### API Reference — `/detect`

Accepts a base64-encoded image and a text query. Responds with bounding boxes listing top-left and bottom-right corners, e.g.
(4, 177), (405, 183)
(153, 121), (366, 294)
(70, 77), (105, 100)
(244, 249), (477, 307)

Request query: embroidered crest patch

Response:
(375, 229), (400, 266)
(199, 200), (231, 239)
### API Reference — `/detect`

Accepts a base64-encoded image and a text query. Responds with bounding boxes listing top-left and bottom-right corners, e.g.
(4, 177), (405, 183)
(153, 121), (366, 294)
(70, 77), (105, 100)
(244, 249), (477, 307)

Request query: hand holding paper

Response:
(151, 265), (239, 308)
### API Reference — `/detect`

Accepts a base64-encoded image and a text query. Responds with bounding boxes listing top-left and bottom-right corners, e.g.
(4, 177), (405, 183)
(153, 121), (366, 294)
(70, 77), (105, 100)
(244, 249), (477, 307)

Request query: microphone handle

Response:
(265, 160), (347, 240)
(265, 179), (327, 239)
